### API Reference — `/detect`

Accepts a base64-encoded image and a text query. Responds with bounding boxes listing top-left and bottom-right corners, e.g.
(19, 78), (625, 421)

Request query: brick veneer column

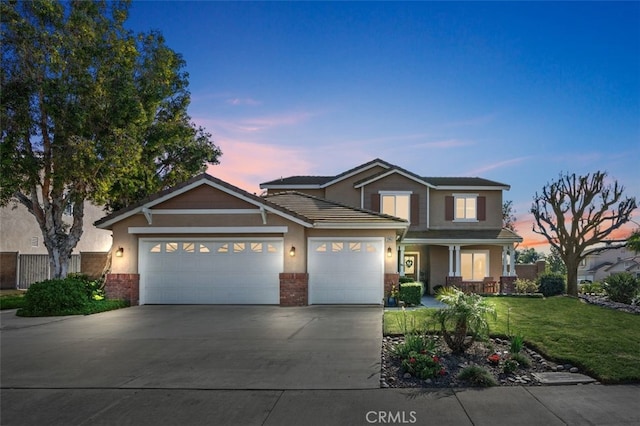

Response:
(500, 276), (517, 294)
(105, 273), (139, 305)
(280, 273), (308, 306)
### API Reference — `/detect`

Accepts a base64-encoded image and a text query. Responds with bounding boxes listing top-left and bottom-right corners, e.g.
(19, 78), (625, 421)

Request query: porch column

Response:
(454, 245), (461, 276)
(399, 245), (406, 276)
(448, 245), (454, 276)
(502, 246), (509, 276)
(509, 246), (516, 276)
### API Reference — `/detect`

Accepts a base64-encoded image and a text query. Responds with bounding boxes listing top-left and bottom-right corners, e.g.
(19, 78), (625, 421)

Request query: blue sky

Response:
(126, 1), (640, 249)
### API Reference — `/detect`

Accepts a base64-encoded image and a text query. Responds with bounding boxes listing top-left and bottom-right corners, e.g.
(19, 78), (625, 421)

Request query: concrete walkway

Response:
(1, 307), (639, 425)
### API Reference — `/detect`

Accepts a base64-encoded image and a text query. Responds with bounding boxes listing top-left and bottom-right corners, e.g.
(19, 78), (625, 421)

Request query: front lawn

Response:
(384, 296), (640, 383)
(0, 291), (26, 310)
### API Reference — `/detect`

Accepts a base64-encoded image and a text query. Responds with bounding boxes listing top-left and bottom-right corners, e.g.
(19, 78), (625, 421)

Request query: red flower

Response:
(432, 356), (440, 363)
(487, 354), (501, 365)
(409, 357), (416, 364)
(439, 368), (446, 376)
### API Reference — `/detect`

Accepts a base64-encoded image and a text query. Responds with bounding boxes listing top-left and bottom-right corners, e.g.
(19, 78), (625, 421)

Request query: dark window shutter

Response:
(477, 196), (486, 221)
(445, 196), (454, 221)
(371, 193), (380, 212)
(410, 194), (419, 225)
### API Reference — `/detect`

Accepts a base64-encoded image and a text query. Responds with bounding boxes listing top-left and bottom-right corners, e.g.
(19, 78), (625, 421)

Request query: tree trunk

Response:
(566, 261), (579, 297)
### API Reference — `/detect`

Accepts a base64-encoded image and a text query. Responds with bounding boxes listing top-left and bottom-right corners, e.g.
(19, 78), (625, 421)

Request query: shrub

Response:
(604, 272), (640, 305)
(68, 273), (105, 301)
(401, 351), (445, 379)
(503, 359), (519, 374)
(392, 333), (437, 359)
(537, 273), (566, 297)
(399, 276), (414, 284)
(515, 278), (538, 294)
(510, 352), (531, 368)
(399, 282), (422, 306)
(433, 287), (496, 354)
(22, 277), (90, 316)
(579, 281), (604, 295)
(457, 365), (497, 387)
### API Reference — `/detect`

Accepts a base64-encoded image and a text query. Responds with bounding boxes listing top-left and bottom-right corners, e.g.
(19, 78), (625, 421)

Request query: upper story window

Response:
(380, 192), (411, 221)
(445, 194), (486, 222)
(455, 195), (477, 221)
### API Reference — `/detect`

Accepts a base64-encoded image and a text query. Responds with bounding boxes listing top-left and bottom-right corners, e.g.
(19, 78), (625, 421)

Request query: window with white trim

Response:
(454, 194), (477, 221)
(461, 250), (489, 281)
(380, 193), (410, 221)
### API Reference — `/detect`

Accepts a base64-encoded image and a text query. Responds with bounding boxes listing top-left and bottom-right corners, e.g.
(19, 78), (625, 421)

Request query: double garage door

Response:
(139, 238), (283, 304)
(138, 237), (384, 305)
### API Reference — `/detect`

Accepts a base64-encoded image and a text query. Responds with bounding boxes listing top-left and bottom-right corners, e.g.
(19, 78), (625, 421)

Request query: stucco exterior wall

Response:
(0, 201), (112, 254)
(324, 165), (388, 206)
(428, 189), (503, 229)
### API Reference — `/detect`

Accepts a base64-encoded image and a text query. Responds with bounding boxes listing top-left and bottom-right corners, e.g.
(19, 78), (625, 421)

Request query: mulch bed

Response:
(380, 335), (583, 388)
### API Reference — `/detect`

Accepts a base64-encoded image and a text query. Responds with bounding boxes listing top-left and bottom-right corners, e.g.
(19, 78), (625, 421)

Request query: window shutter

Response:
(445, 196), (454, 221)
(477, 196), (486, 221)
(371, 193), (380, 212)
(410, 194), (419, 225)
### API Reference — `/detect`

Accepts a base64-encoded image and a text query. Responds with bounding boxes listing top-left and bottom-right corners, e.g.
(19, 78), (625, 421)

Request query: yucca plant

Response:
(433, 287), (497, 354)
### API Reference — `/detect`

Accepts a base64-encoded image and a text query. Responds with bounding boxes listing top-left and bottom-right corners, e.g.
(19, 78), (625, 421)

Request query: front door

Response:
(404, 254), (418, 281)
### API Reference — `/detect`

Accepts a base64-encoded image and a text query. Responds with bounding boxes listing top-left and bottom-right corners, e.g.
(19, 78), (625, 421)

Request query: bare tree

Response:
(531, 171), (636, 296)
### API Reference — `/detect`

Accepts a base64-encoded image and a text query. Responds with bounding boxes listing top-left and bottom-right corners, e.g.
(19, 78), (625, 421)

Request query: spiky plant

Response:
(433, 287), (497, 354)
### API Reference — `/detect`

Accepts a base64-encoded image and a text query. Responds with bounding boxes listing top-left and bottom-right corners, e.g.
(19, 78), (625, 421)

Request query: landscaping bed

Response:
(380, 334), (588, 388)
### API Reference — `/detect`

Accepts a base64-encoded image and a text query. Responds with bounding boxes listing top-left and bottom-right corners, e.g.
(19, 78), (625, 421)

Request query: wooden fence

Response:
(17, 254), (81, 290)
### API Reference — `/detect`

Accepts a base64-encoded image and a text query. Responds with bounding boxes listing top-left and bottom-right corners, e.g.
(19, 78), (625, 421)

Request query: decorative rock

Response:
(556, 365), (564, 371)
(403, 372), (412, 379)
(425, 378), (432, 384)
(570, 367), (579, 373)
(381, 382), (390, 388)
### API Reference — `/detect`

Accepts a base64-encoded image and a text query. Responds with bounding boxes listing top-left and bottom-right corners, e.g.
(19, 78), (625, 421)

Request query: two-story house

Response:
(578, 245), (640, 283)
(97, 158), (521, 306)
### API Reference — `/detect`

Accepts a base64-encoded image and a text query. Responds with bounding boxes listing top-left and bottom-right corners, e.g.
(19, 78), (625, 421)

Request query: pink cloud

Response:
(226, 97), (262, 106)
(201, 111), (317, 134)
(468, 156), (531, 175)
(206, 139), (314, 194)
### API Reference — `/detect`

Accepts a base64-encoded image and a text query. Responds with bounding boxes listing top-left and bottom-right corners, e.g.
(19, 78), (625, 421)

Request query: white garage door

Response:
(139, 238), (283, 304)
(308, 238), (384, 304)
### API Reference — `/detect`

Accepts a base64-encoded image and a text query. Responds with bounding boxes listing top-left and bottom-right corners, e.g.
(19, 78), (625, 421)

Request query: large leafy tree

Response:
(627, 229), (640, 253)
(531, 171), (636, 296)
(1, 0), (221, 278)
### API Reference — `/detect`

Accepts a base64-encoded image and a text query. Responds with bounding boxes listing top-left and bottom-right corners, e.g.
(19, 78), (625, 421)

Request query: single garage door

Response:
(308, 237), (384, 304)
(139, 238), (283, 304)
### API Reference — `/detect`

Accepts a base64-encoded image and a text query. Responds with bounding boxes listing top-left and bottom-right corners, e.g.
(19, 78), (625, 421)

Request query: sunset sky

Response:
(126, 1), (640, 251)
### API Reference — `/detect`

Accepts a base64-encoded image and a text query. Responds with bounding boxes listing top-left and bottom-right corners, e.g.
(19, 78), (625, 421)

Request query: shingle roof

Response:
(94, 173), (313, 229)
(266, 191), (408, 226)
(404, 228), (523, 243)
(260, 158), (509, 189)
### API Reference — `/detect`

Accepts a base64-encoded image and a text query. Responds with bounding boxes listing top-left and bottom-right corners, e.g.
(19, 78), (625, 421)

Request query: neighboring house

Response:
(97, 159), (522, 306)
(577, 246), (638, 283)
(0, 201), (112, 289)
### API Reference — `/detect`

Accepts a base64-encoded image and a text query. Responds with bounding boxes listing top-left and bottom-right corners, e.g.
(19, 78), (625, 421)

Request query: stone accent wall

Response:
(80, 252), (108, 280)
(0, 252), (18, 289)
(500, 276), (517, 294)
(105, 273), (139, 305)
(384, 273), (400, 298)
(280, 273), (308, 306)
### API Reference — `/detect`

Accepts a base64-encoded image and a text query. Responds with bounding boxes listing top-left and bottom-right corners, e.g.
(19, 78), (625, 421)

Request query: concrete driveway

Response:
(0, 305), (382, 390)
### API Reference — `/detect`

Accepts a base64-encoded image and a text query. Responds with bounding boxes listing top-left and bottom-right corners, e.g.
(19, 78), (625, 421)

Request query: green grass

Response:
(16, 299), (129, 317)
(384, 296), (640, 384)
(0, 292), (26, 310)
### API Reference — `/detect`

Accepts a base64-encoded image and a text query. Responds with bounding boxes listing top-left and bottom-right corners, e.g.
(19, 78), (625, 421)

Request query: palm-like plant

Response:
(433, 287), (497, 354)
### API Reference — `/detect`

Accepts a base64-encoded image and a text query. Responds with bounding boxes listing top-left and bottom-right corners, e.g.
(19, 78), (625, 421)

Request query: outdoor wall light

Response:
(115, 247), (124, 258)
(289, 246), (296, 257)
(387, 247), (393, 258)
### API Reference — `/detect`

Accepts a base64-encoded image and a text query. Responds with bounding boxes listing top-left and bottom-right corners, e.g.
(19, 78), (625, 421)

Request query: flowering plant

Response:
(389, 285), (399, 299)
(487, 353), (501, 365)
(401, 351), (446, 379)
